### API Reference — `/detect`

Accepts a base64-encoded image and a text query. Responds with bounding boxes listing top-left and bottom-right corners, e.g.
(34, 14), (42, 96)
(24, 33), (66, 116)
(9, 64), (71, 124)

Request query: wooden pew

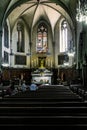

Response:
(0, 85), (86, 128)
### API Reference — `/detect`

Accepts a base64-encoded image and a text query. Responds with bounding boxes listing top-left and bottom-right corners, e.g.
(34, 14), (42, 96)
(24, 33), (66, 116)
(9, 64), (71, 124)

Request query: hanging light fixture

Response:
(76, 0), (87, 23)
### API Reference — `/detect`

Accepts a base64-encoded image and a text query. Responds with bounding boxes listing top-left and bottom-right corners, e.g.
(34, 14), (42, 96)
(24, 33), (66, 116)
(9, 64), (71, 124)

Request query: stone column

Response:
(0, 28), (2, 71)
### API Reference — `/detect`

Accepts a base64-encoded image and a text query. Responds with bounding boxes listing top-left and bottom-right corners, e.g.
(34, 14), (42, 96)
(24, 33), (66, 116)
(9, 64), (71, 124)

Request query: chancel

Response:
(31, 68), (52, 84)
(0, 0), (87, 128)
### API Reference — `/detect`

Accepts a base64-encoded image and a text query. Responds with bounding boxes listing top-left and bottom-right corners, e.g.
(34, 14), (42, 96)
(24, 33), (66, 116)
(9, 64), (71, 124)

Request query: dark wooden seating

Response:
(2, 85), (82, 102)
(0, 85), (87, 128)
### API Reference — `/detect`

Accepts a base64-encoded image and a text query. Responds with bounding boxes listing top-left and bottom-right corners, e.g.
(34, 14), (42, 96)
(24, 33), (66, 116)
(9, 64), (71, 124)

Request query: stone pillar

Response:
(0, 28), (2, 71)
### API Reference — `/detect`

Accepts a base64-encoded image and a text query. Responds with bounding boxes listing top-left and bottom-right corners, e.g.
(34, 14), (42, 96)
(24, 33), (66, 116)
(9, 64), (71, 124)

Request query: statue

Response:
(40, 59), (44, 68)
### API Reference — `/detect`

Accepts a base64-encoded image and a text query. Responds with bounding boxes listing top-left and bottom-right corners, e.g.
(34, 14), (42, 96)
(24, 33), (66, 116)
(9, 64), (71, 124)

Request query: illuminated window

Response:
(4, 51), (9, 63)
(60, 20), (68, 52)
(4, 22), (9, 48)
(17, 22), (24, 52)
(36, 23), (48, 53)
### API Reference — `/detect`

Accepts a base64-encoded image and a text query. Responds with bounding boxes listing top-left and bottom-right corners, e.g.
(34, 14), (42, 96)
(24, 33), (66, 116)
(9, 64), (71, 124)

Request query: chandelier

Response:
(76, 0), (87, 23)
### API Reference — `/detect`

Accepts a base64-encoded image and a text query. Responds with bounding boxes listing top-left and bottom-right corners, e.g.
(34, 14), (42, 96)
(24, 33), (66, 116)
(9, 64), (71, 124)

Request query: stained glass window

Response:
(36, 23), (48, 53)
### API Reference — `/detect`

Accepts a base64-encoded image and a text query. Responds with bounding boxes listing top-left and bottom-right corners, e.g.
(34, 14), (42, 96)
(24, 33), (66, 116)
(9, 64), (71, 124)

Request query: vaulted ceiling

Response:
(0, 0), (77, 30)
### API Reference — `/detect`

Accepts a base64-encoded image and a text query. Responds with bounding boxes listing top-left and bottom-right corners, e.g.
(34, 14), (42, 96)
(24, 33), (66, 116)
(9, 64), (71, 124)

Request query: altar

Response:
(31, 68), (53, 84)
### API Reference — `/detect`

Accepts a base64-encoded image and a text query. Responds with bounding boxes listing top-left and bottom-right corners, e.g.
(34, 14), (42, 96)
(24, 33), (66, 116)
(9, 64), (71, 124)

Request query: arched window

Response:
(4, 51), (9, 63)
(4, 21), (9, 48)
(17, 22), (24, 52)
(60, 20), (68, 52)
(36, 23), (48, 53)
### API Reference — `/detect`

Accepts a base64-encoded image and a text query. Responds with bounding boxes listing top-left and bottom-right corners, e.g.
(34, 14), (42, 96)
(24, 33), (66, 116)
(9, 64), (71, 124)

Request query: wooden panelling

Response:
(2, 68), (32, 85)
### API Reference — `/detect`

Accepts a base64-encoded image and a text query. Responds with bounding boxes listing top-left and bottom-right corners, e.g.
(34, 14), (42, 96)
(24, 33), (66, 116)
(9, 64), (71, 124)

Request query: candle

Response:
(51, 60), (52, 68)
(34, 59), (36, 67)
(48, 59), (50, 66)
(37, 58), (38, 66)
(46, 59), (48, 66)
(32, 60), (33, 68)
